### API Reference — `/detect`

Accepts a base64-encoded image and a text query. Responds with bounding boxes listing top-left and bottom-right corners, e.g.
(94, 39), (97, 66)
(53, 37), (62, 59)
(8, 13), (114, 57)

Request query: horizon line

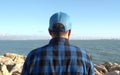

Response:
(0, 38), (120, 40)
(0, 34), (120, 40)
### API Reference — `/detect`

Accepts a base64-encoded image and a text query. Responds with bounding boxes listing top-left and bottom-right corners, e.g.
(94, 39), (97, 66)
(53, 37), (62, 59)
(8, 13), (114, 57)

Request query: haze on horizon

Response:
(0, 0), (120, 40)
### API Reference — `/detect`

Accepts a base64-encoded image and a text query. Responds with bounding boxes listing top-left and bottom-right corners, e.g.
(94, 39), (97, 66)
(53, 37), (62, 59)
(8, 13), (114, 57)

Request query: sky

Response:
(0, 0), (120, 40)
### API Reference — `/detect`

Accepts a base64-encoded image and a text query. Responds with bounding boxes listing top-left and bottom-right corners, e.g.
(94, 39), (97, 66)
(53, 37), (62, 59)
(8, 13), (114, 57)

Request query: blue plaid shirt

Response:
(22, 37), (95, 75)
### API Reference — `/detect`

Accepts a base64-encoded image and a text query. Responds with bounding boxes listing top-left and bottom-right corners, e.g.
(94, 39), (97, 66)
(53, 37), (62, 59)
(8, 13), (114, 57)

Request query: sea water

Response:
(0, 40), (120, 64)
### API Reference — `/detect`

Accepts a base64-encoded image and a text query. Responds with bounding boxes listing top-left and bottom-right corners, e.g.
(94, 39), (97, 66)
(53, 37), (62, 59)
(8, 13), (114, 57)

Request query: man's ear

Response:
(68, 30), (71, 37)
(48, 29), (52, 35)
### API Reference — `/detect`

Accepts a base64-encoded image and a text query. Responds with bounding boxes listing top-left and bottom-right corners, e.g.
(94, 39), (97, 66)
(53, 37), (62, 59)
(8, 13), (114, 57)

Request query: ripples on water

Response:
(0, 40), (120, 64)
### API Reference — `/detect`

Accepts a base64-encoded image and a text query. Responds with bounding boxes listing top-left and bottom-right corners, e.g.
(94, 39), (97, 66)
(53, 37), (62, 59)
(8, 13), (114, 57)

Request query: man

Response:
(22, 12), (95, 75)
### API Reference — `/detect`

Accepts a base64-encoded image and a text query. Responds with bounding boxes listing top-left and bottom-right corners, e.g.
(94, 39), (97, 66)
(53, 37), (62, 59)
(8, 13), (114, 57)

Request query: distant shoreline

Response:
(0, 39), (120, 40)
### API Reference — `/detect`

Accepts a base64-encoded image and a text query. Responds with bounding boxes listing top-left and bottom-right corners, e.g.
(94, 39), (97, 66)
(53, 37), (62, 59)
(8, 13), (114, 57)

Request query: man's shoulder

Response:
(69, 45), (87, 53)
(70, 45), (91, 57)
(27, 44), (49, 57)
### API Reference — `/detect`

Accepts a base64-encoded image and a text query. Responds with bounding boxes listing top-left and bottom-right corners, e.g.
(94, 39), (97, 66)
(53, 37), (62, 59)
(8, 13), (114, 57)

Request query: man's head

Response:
(49, 12), (72, 39)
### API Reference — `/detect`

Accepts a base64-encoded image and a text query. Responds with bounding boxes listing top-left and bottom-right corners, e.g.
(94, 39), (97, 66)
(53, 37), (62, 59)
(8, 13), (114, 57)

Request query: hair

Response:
(50, 23), (69, 37)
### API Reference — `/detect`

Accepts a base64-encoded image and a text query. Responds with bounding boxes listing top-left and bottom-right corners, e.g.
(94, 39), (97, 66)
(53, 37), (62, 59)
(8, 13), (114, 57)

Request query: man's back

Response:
(22, 38), (94, 75)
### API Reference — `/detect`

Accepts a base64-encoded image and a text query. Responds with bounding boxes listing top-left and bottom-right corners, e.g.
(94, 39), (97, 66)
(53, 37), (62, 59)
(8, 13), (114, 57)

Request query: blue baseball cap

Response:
(49, 12), (72, 32)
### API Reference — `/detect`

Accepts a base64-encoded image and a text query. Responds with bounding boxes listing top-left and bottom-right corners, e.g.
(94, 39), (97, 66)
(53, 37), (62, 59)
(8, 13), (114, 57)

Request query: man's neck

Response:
(52, 36), (69, 39)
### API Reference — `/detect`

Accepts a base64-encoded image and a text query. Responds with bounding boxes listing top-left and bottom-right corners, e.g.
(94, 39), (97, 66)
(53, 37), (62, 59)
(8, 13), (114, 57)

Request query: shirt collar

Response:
(49, 37), (69, 46)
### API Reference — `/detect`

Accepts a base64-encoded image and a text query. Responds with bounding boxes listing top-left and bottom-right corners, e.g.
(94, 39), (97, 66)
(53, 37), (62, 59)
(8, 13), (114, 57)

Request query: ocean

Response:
(0, 40), (120, 64)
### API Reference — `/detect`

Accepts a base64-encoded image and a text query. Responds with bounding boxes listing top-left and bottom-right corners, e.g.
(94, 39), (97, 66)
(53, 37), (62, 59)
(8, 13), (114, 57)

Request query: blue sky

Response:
(0, 0), (120, 40)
